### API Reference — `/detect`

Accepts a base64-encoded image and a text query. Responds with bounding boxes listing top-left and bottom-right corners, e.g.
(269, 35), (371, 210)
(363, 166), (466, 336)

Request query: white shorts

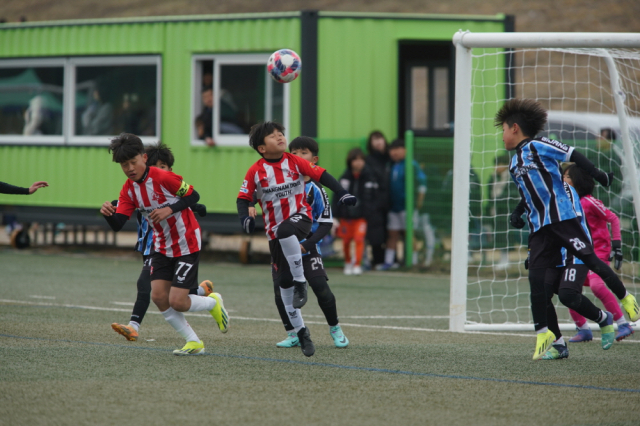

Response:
(387, 210), (418, 231)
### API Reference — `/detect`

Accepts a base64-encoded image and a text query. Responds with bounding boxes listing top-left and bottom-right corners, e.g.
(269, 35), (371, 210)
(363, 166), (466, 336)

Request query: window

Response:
(192, 54), (289, 147)
(399, 42), (454, 137)
(0, 56), (160, 146)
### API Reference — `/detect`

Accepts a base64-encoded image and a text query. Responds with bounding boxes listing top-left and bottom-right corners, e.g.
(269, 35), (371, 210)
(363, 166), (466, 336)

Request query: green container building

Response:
(0, 10), (510, 236)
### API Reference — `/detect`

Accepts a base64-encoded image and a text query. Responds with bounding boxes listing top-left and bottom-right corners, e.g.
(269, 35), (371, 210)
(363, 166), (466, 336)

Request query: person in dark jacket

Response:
(333, 148), (381, 275)
(364, 130), (390, 268)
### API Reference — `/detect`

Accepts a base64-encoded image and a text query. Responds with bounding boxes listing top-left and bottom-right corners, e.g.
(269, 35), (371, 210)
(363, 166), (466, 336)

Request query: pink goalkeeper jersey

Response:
(238, 153), (326, 240)
(580, 194), (621, 260)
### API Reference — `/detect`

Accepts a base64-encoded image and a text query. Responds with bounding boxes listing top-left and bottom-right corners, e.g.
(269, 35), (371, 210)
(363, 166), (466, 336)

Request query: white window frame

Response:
(68, 56), (162, 146)
(0, 56), (161, 146)
(191, 53), (290, 147)
(0, 58), (66, 146)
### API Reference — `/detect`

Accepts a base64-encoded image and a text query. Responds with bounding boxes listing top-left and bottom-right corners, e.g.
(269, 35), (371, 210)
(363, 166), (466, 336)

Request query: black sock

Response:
(308, 276), (339, 327)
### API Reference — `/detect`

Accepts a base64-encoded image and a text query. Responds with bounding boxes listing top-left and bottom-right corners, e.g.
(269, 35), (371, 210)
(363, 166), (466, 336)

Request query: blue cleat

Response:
(330, 325), (349, 348)
(276, 331), (300, 348)
(616, 322), (634, 342)
(569, 328), (593, 343)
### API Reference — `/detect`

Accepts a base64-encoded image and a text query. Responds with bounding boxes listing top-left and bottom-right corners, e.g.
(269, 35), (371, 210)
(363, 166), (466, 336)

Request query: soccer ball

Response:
(267, 49), (301, 83)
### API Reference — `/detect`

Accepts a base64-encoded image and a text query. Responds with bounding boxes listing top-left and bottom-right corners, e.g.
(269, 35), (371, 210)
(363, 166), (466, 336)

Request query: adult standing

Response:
(364, 130), (390, 269)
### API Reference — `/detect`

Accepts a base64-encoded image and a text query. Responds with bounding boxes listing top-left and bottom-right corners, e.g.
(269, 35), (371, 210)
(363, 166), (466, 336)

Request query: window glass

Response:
(0, 67), (64, 136)
(410, 66), (428, 130)
(219, 64), (263, 134)
(75, 65), (157, 136)
(433, 66), (449, 130)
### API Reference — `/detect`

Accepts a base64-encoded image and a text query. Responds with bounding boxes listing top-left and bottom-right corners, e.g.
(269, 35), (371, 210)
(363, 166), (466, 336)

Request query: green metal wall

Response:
(316, 14), (507, 140)
(0, 12), (507, 214)
(0, 16), (301, 213)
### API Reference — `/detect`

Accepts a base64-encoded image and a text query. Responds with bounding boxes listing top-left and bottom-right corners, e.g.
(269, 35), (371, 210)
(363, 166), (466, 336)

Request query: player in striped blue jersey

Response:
(110, 142), (209, 342)
(497, 99), (639, 360)
(538, 183), (616, 360)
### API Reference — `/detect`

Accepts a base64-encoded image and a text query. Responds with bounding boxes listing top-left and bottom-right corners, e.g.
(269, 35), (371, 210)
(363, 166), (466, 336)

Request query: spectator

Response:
(364, 130), (390, 268)
(379, 139), (427, 270)
(332, 148), (380, 275)
(195, 86), (244, 147)
(81, 85), (113, 135)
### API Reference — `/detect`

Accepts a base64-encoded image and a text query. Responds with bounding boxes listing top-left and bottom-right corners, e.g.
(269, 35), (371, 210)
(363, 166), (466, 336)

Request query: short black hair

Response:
(346, 147), (366, 168)
(494, 98), (547, 138)
(289, 136), (319, 156)
(366, 130), (388, 155)
(389, 138), (405, 149)
(248, 121), (285, 155)
(564, 163), (594, 197)
(109, 133), (145, 163)
(146, 141), (175, 168)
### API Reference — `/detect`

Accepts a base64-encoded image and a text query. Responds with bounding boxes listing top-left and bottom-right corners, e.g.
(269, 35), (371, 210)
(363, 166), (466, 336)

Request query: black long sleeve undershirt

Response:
(104, 190), (201, 232)
(0, 181), (30, 195)
(570, 150), (608, 182)
(301, 221), (333, 253)
(318, 170), (343, 195)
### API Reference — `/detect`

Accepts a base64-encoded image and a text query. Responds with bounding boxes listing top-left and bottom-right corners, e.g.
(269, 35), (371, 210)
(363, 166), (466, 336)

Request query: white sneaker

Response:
(344, 264), (354, 275)
(352, 265), (363, 275)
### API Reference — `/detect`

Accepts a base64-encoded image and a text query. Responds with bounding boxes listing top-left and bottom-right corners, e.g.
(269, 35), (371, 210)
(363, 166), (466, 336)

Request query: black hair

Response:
(248, 121), (285, 155)
(564, 163), (595, 197)
(389, 138), (405, 149)
(146, 141), (175, 168)
(109, 133), (145, 163)
(346, 147), (366, 168)
(494, 98), (547, 138)
(288, 136), (319, 156)
(366, 130), (388, 155)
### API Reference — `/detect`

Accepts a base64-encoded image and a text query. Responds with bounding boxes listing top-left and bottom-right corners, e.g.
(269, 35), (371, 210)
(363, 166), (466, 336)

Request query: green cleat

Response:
(329, 325), (349, 348)
(599, 311), (615, 350)
(276, 331), (300, 348)
(173, 340), (205, 356)
(533, 330), (555, 360)
(541, 342), (569, 360)
(621, 293), (640, 322)
(208, 293), (229, 333)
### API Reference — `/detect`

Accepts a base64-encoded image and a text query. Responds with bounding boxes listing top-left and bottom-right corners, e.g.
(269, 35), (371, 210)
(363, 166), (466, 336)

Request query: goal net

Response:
(450, 32), (640, 332)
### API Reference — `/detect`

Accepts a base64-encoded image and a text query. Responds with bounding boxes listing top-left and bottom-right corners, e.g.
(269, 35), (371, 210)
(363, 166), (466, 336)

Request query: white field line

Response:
(2, 298), (639, 343)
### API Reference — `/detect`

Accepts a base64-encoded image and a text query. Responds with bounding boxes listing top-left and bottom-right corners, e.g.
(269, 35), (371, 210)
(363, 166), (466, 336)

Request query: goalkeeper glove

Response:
(610, 240), (623, 270)
(240, 216), (255, 234)
(510, 211), (526, 229)
(595, 171), (615, 187)
(337, 190), (357, 206)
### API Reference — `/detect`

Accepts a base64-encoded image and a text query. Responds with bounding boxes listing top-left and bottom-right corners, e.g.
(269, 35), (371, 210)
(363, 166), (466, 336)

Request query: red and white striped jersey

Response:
(238, 152), (326, 240)
(116, 167), (201, 257)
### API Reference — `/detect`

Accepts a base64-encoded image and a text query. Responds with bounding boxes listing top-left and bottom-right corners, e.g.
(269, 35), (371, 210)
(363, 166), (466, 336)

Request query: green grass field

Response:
(1, 248), (639, 426)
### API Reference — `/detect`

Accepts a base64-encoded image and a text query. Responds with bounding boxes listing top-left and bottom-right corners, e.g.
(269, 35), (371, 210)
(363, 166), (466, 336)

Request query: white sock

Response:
(555, 336), (565, 345)
(161, 307), (199, 342)
(197, 286), (205, 296)
(128, 321), (140, 332)
(384, 248), (395, 265)
(578, 323), (590, 330)
(597, 310), (608, 324)
(536, 327), (549, 334)
(280, 287), (304, 332)
(616, 317), (627, 326)
(279, 235), (305, 281)
(187, 294), (215, 312)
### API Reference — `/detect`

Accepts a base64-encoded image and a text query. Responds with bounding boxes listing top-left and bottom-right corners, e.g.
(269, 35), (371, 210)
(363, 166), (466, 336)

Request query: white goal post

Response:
(450, 32), (640, 332)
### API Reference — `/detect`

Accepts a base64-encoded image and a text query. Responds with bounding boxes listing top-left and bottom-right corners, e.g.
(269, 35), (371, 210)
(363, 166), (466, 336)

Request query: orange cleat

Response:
(111, 323), (139, 341)
(199, 280), (214, 297)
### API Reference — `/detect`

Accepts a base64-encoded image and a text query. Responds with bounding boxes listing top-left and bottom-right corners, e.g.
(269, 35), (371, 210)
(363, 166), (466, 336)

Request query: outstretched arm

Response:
(570, 151), (614, 186)
(318, 171), (357, 205)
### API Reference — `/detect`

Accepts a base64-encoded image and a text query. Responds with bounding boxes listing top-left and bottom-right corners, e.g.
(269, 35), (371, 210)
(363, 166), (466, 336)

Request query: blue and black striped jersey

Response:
(302, 181), (333, 255)
(510, 137), (576, 233)
(558, 184), (592, 267)
(135, 210), (154, 256)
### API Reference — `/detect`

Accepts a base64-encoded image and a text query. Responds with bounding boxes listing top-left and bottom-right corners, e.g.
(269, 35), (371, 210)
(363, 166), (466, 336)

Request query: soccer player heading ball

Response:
(236, 122), (356, 356)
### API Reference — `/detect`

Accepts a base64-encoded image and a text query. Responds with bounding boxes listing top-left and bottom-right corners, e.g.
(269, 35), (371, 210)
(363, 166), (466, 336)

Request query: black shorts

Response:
(302, 247), (328, 281)
(545, 264), (590, 295)
(529, 218), (594, 269)
(270, 214), (313, 280)
(149, 251), (200, 290)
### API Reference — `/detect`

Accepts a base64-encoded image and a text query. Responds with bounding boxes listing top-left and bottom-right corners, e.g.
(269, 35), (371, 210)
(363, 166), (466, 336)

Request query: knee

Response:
(151, 290), (168, 310)
(558, 288), (581, 310)
(276, 222), (296, 239)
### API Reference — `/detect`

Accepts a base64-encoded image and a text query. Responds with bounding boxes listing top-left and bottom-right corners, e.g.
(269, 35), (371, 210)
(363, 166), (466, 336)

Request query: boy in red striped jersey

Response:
(237, 122), (356, 356)
(100, 133), (228, 356)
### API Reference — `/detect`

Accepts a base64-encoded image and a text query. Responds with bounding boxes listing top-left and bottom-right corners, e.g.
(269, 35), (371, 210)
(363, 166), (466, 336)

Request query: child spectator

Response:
(379, 138), (427, 270)
(332, 147), (380, 275)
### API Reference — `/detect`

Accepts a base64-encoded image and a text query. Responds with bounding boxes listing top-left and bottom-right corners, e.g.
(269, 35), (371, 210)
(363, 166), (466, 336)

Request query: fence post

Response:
(404, 130), (415, 267)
